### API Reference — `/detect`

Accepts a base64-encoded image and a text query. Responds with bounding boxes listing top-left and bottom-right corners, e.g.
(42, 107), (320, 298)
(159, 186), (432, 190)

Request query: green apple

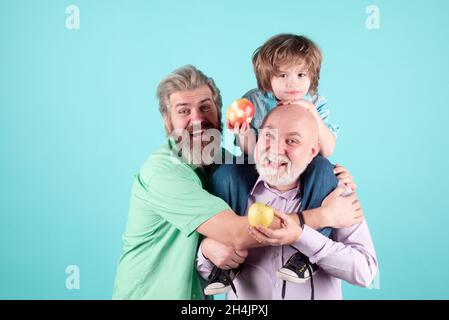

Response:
(247, 202), (274, 227)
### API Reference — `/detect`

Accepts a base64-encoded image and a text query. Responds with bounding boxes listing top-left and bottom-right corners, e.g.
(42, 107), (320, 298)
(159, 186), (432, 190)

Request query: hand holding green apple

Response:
(247, 202), (274, 227)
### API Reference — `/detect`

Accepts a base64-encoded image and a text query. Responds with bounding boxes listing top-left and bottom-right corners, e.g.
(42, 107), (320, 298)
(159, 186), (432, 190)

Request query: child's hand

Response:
(226, 119), (252, 137)
(277, 99), (315, 111)
(277, 100), (296, 106)
(295, 99), (315, 111)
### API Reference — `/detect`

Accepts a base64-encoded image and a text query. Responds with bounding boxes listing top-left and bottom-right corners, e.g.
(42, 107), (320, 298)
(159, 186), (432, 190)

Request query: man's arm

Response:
(297, 220), (378, 287)
(196, 211), (300, 280)
(297, 185), (377, 287)
(196, 237), (247, 280)
(251, 207), (378, 287)
(302, 185), (363, 230)
(197, 184), (362, 250)
(196, 210), (285, 250)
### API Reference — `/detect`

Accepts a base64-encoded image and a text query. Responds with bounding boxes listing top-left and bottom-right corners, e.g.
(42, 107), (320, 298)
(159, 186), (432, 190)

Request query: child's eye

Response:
(298, 73), (307, 78)
(279, 73), (287, 78)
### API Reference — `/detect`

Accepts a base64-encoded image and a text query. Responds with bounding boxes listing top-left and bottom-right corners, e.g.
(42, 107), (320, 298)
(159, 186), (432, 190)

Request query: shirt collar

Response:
(250, 176), (301, 201)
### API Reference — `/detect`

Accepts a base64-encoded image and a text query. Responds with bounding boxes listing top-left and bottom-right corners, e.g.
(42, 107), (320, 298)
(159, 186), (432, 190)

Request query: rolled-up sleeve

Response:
(295, 221), (378, 288)
(142, 171), (230, 237)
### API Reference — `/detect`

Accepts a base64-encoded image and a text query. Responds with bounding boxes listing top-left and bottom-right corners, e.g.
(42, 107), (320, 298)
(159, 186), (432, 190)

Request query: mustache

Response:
(263, 153), (291, 166)
(186, 121), (215, 134)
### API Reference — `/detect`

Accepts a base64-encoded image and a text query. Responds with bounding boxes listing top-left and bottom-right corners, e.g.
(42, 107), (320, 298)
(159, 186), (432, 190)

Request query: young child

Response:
(203, 34), (343, 297)
(232, 33), (338, 158)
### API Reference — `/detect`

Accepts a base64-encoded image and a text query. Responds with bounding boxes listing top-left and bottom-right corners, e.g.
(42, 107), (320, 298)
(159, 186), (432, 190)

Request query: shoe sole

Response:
(276, 270), (318, 284)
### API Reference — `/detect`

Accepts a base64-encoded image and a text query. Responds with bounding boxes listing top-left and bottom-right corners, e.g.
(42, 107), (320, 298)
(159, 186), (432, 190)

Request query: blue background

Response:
(1, 0), (448, 299)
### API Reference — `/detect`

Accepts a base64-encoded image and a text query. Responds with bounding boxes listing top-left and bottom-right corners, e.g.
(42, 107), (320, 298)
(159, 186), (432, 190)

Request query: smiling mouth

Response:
(191, 129), (205, 138)
(265, 158), (289, 169)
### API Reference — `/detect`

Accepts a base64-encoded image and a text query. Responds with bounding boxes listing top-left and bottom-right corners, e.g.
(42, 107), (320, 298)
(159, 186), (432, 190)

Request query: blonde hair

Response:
(156, 65), (223, 123)
(252, 34), (322, 95)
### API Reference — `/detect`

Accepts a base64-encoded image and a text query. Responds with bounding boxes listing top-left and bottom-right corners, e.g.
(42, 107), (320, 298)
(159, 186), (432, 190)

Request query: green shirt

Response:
(113, 138), (230, 300)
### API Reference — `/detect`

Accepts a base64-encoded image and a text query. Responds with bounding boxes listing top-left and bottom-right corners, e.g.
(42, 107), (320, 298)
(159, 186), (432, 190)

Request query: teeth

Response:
(192, 129), (204, 135)
(266, 159), (288, 166)
(263, 154), (290, 168)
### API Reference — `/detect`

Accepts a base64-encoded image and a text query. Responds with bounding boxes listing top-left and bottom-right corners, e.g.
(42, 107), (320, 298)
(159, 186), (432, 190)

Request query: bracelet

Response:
(298, 210), (305, 227)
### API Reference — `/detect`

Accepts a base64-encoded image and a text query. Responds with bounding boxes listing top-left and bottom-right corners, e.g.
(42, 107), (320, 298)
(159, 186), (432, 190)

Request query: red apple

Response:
(226, 98), (255, 128)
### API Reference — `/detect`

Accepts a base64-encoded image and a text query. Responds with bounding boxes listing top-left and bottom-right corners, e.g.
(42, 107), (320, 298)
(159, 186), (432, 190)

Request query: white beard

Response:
(255, 153), (306, 188)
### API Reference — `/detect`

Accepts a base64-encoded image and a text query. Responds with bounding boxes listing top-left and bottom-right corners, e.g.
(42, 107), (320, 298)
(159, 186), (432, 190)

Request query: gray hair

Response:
(156, 65), (223, 125)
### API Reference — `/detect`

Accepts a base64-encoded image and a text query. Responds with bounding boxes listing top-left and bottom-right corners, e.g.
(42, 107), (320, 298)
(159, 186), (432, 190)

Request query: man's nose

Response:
(277, 139), (288, 155)
(268, 137), (286, 155)
(190, 108), (205, 122)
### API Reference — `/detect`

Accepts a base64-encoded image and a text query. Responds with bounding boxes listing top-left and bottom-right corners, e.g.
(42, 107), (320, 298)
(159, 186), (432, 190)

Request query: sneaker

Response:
(277, 252), (318, 284)
(204, 267), (238, 296)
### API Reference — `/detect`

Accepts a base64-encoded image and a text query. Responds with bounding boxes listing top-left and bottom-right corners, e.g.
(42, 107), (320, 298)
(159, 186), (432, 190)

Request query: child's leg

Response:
(204, 265), (239, 296)
(210, 162), (259, 216)
(299, 155), (338, 237)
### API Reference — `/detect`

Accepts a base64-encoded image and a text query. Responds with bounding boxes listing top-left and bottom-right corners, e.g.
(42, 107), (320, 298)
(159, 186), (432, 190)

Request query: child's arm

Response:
(228, 120), (257, 156)
(294, 100), (336, 157)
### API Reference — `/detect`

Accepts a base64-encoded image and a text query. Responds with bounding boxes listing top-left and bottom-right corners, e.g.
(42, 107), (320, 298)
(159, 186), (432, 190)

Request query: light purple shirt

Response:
(196, 177), (378, 300)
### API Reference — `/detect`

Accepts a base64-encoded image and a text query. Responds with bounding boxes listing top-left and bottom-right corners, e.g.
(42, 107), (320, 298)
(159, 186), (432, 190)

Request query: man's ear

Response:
(310, 141), (320, 159)
(163, 113), (171, 133)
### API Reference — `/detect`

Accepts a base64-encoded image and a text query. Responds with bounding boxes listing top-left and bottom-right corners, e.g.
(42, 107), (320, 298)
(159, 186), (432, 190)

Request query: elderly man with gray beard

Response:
(197, 105), (378, 300)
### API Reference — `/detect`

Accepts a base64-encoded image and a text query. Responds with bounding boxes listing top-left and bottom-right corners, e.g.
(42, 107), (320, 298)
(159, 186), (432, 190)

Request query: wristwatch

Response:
(298, 210), (305, 227)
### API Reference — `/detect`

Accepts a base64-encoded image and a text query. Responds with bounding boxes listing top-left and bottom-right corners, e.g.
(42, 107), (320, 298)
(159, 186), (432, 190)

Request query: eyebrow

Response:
(261, 126), (303, 138)
(286, 132), (303, 138)
(175, 98), (212, 108)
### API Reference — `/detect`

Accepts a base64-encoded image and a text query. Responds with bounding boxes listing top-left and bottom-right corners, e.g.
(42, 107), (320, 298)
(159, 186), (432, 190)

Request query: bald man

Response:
(197, 105), (378, 300)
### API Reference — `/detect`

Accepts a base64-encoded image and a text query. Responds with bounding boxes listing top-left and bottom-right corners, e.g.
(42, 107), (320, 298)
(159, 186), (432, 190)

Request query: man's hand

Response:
(200, 238), (248, 270)
(334, 164), (357, 190)
(321, 185), (364, 228)
(248, 211), (302, 246)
